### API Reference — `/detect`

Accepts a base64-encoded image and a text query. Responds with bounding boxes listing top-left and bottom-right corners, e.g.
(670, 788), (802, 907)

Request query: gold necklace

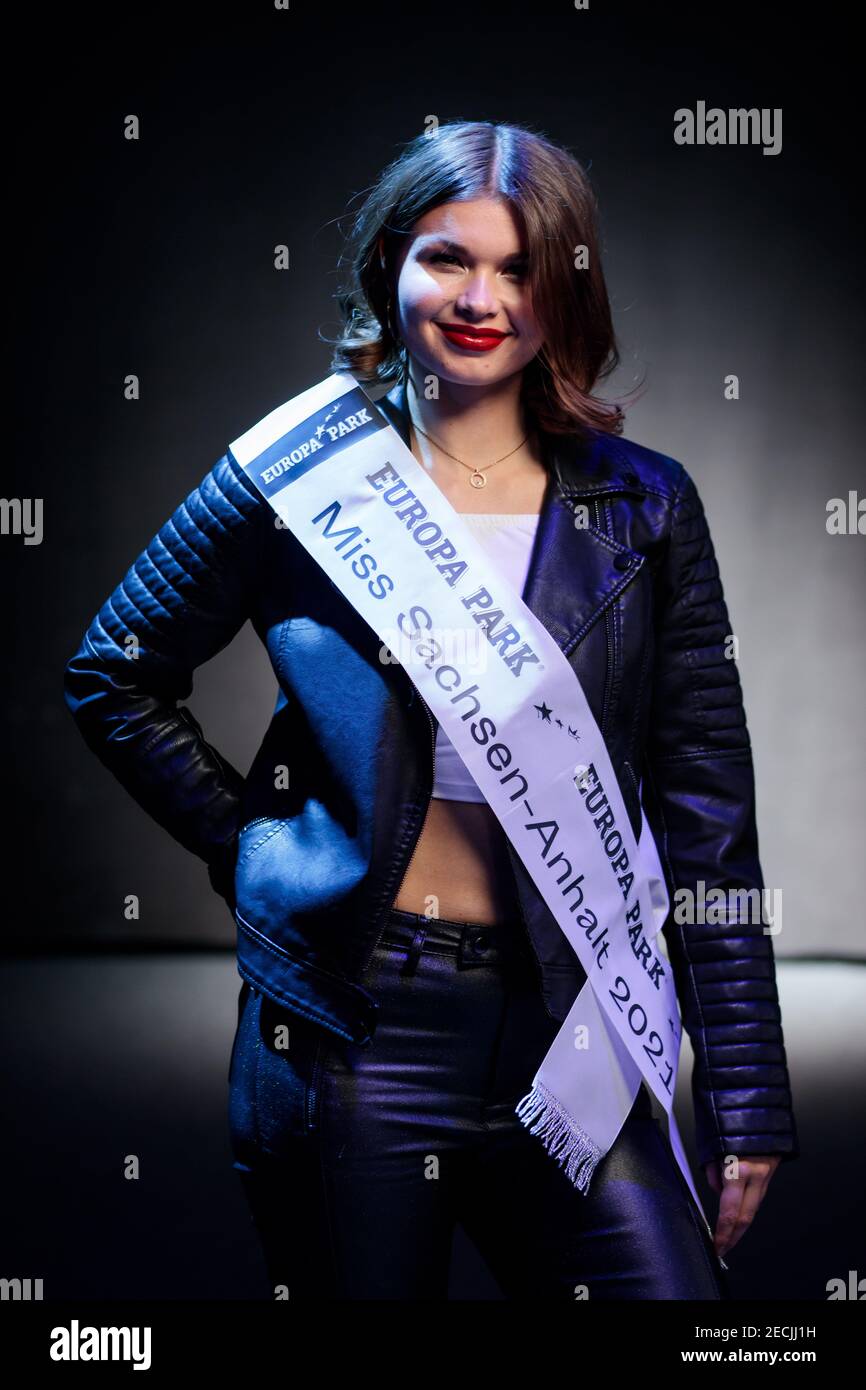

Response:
(409, 417), (529, 489)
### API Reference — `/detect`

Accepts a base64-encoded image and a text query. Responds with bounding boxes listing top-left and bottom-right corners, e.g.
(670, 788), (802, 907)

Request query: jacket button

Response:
(613, 553), (632, 571)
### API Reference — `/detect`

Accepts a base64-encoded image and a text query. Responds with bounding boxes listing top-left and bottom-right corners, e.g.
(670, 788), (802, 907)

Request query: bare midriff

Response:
(391, 796), (519, 926)
(390, 443), (548, 928)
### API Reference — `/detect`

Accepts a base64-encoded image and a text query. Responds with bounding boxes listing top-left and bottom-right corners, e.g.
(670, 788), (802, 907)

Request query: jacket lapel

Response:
(377, 378), (648, 660)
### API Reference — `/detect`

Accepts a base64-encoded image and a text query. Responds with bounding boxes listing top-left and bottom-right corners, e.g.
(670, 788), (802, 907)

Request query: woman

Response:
(64, 120), (799, 1300)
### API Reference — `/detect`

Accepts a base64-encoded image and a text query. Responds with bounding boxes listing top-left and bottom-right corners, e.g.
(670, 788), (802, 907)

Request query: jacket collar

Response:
(376, 377), (647, 659)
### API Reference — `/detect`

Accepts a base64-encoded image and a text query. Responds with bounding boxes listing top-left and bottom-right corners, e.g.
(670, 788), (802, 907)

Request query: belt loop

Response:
(401, 920), (429, 975)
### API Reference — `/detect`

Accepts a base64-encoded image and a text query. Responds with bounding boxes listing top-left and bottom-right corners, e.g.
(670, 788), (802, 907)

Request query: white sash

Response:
(229, 370), (715, 1242)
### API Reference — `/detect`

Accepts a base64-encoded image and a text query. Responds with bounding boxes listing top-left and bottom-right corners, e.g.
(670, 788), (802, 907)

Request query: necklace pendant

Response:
(469, 471), (487, 488)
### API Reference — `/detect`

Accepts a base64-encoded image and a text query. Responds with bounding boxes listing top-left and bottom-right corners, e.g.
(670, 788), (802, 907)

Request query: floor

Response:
(2, 954), (862, 1300)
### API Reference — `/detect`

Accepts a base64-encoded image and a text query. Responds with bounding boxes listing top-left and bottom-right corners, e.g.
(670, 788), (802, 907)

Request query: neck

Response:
(404, 360), (539, 467)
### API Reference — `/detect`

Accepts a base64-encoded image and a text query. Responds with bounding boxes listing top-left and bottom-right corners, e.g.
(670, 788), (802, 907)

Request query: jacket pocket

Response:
(237, 817), (288, 864)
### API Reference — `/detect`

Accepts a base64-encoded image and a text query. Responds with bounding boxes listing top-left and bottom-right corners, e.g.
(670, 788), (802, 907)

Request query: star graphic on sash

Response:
(535, 701), (553, 722)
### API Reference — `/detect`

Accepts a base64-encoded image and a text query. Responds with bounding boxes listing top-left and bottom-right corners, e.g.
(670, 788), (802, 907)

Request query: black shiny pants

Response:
(228, 906), (729, 1300)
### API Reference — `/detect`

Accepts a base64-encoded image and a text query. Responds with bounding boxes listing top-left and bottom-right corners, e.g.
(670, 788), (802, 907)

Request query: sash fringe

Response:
(515, 1079), (602, 1194)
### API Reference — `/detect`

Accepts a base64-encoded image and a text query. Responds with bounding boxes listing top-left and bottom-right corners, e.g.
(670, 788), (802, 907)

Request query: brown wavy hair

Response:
(326, 120), (642, 438)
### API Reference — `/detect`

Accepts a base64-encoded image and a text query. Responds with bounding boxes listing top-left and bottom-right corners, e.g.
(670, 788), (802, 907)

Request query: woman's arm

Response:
(640, 462), (799, 1174)
(63, 449), (268, 909)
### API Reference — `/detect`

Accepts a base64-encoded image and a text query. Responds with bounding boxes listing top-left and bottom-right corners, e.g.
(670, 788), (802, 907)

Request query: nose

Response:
(455, 268), (500, 318)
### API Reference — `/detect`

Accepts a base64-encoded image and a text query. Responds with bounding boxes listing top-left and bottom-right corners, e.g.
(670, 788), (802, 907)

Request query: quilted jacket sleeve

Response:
(63, 450), (269, 909)
(641, 462), (799, 1170)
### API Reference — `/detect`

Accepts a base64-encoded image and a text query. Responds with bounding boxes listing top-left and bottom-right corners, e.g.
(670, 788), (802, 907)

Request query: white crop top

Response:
(432, 513), (540, 803)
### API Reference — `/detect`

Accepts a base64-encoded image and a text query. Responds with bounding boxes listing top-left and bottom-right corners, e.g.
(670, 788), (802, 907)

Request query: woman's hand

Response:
(704, 1155), (783, 1258)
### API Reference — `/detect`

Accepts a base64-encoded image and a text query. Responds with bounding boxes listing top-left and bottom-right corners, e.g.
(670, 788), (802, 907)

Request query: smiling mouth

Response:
(434, 322), (513, 352)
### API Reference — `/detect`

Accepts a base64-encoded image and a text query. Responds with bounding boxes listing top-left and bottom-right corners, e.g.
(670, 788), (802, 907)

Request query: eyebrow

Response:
(418, 237), (528, 262)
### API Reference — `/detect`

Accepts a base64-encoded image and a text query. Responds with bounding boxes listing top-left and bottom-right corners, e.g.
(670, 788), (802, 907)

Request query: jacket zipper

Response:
(501, 839), (547, 993)
(306, 1036), (325, 1134)
(358, 690), (437, 977)
(398, 699), (437, 889)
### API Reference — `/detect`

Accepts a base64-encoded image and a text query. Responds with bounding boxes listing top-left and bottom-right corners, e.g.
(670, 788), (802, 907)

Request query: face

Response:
(390, 197), (544, 389)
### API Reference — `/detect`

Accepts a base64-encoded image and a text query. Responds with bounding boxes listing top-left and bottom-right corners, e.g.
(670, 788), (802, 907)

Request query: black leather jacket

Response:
(63, 377), (800, 1170)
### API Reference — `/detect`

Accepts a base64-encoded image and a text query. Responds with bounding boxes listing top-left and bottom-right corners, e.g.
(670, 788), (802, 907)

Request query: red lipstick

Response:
(434, 322), (512, 353)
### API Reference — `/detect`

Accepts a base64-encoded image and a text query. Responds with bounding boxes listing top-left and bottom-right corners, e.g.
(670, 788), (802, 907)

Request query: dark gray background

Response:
(8, 2), (863, 955)
(3, 0), (863, 1304)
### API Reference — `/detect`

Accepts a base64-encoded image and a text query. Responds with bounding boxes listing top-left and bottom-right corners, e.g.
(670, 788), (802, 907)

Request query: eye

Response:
(426, 251), (528, 278)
